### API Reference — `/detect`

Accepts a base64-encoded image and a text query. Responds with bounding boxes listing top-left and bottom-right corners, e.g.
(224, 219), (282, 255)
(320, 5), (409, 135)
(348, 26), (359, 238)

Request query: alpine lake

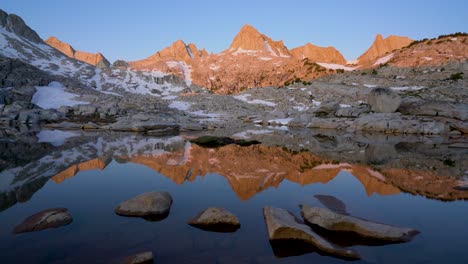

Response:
(1, 125), (467, 264)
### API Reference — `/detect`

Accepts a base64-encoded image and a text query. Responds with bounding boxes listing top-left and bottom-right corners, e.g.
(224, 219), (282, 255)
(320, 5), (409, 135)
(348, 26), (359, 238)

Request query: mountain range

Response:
(1, 8), (466, 94)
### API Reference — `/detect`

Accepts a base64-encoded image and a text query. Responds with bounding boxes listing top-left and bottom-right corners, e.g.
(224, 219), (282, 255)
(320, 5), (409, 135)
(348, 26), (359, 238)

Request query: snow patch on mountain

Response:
(32, 82), (88, 109)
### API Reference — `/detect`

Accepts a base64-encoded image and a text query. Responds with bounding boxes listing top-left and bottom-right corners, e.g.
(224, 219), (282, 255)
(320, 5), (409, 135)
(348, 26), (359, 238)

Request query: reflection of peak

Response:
(125, 144), (401, 200)
(51, 157), (110, 184)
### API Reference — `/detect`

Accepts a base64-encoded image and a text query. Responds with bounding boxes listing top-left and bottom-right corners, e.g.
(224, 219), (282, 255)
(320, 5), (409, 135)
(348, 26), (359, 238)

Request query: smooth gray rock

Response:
(314, 100), (339, 116)
(188, 207), (240, 232)
(300, 205), (419, 242)
(335, 105), (370, 117)
(307, 117), (352, 130)
(352, 113), (449, 134)
(0, 56), (50, 88)
(399, 100), (468, 121)
(14, 208), (73, 233)
(263, 206), (360, 260)
(106, 117), (180, 133)
(115, 191), (173, 217)
(121, 251), (153, 264)
(368, 88), (401, 113)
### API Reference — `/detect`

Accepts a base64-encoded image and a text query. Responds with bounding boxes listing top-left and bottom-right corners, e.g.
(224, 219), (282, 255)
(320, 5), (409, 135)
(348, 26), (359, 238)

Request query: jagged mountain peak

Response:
(45, 36), (110, 68)
(226, 24), (290, 57)
(357, 33), (413, 65)
(0, 9), (43, 44)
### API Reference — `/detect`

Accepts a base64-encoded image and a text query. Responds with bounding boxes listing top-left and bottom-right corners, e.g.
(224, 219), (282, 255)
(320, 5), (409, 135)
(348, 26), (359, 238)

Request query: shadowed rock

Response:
(263, 206), (360, 260)
(14, 208), (73, 234)
(300, 205), (419, 242)
(115, 191), (173, 217)
(190, 136), (260, 148)
(188, 207), (240, 232)
(121, 251), (153, 264)
(368, 87), (401, 113)
(314, 195), (349, 215)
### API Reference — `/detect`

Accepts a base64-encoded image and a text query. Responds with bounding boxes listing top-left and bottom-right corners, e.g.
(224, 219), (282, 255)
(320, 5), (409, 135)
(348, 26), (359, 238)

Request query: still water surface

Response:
(0, 129), (467, 263)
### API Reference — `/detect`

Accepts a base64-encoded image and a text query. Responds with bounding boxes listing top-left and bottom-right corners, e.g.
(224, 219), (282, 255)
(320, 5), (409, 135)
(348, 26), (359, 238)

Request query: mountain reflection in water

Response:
(1, 128), (467, 212)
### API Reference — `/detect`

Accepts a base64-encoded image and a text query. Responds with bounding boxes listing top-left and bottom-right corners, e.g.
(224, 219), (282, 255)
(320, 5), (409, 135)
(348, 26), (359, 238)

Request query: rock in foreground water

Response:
(14, 208), (73, 234)
(314, 195), (349, 215)
(300, 205), (419, 242)
(263, 206), (360, 260)
(115, 191), (173, 217)
(188, 207), (240, 232)
(121, 251), (154, 264)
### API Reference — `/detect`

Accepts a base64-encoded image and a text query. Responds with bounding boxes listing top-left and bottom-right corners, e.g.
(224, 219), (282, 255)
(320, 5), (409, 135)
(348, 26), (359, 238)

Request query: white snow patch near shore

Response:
(233, 94), (277, 107)
(32, 82), (88, 109)
(268, 118), (293, 125)
(37, 130), (79, 147)
(99, 90), (122, 96)
(373, 53), (393, 66)
(232, 129), (273, 139)
(169, 101), (191, 111)
(390, 86), (425, 91)
(317, 63), (356, 71)
(312, 100), (321, 107)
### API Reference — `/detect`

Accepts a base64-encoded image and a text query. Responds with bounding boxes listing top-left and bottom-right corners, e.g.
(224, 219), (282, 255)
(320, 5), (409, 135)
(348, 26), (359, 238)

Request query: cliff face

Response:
(290, 43), (346, 64)
(45, 36), (110, 68)
(357, 34), (413, 65)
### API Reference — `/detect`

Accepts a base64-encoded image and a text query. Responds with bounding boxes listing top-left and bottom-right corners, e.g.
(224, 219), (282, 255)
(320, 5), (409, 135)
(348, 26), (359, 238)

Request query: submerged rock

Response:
(115, 191), (173, 217)
(300, 205), (419, 242)
(314, 195), (349, 215)
(188, 207), (240, 232)
(368, 87), (401, 113)
(121, 251), (154, 264)
(190, 136), (260, 148)
(14, 208), (73, 234)
(263, 206), (360, 260)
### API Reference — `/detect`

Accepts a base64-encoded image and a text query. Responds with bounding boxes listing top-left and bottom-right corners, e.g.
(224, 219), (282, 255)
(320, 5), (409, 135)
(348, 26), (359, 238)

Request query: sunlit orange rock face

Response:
(128, 24), (336, 94)
(45, 36), (110, 67)
(290, 43), (346, 64)
(387, 35), (468, 68)
(357, 34), (413, 65)
(50, 143), (468, 201)
(225, 24), (291, 57)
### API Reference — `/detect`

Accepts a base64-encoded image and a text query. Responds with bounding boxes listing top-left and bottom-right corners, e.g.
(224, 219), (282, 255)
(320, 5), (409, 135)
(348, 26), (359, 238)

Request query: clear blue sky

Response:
(2, 0), (467, 62)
